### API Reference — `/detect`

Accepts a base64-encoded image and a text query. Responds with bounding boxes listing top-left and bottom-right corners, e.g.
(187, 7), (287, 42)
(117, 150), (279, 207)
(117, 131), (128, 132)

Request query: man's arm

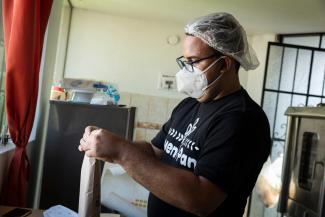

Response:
(119, 141), (227, 217)
(79, 127), (227, 217)
(131, 140), (164, 159)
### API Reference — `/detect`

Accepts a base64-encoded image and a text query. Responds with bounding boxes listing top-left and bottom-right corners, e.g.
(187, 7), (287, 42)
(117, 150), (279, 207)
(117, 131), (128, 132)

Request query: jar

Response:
(50, 86), (66, 101)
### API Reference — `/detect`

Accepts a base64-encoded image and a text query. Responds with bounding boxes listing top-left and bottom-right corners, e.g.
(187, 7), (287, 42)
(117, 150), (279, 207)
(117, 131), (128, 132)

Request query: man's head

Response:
(177, 12), (259, 102)
(184, 12), (259, 71)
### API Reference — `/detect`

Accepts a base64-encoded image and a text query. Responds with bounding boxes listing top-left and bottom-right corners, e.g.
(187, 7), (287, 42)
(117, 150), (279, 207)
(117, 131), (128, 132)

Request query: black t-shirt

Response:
(149, 88), (271, 217)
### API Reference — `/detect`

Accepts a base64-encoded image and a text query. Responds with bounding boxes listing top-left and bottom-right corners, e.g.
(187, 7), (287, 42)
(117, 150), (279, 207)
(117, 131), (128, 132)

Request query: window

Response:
(263, 33), (325, 162)
(249, 33), (325, 217)
(280, 33), (325, 48)
(0, 18), (8, 145)
(0, 40), (5, 128)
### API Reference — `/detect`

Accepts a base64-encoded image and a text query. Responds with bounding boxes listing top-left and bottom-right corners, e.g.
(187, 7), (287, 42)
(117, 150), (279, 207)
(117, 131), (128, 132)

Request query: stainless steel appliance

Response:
(278, 107), (325, 217)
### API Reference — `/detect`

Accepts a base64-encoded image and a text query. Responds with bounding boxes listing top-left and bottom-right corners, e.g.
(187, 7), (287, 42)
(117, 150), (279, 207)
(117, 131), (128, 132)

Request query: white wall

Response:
(65, 9), (275, 102)
(245, 34), (277, 104)
(65, 9), (186, 99)
(53, 0), (71, 82)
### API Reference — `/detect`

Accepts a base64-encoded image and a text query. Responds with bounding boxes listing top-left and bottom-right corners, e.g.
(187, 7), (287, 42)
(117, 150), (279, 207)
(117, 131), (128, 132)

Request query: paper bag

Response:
(78, 155), (101, 217)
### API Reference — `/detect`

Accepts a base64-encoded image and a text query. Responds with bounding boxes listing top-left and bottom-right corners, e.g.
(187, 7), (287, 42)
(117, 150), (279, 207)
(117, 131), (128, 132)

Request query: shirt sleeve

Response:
(194, 112), (249, 194)
(150, 117), (172, 150)
(151, 98), (190, 150)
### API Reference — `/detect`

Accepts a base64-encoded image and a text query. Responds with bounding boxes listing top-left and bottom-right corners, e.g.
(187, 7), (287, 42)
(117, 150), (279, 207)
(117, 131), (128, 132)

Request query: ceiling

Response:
(70, 0), (325, 34)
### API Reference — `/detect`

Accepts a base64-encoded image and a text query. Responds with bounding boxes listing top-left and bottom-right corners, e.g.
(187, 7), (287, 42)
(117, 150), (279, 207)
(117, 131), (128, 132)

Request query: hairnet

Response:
(184, 12), (259, 71)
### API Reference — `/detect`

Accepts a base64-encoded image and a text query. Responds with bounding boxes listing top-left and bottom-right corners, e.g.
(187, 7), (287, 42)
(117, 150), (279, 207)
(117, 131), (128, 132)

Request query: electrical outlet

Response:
(158, 74), (176, 90)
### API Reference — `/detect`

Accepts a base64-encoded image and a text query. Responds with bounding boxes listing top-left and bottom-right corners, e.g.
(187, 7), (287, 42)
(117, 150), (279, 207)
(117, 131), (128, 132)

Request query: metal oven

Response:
(278, 107), (325, 217)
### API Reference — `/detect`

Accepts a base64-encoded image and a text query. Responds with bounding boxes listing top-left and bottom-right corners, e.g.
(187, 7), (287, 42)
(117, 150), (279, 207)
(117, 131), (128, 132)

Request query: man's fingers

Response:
(82, 126), (99, 143)
(79, 138), (90, 152)
(82, 133), (89, 142)
(85, 126), (99, 136)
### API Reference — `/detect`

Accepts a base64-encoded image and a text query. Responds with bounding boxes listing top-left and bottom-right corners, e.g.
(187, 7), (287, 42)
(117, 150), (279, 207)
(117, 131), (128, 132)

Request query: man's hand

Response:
(78, 127), (226, 216)
(79, 126), (126, 163)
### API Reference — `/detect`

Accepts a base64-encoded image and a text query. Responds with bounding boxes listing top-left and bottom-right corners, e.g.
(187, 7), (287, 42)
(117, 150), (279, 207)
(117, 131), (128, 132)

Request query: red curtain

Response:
(1, 0), (53, 206)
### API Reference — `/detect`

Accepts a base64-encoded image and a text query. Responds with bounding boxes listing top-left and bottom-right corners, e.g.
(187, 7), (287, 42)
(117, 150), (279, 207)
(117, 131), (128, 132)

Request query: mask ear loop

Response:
(201, 57), (225, 91)
(201, 56), (224, 73)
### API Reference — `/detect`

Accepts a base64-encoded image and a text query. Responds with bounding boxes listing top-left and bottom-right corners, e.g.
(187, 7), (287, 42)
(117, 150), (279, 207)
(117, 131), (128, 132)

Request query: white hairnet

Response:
(184, 12), (259, 71)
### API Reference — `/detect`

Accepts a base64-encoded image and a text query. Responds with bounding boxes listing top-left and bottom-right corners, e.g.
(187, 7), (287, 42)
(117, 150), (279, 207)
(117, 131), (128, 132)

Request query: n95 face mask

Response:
(175, 57), (223, 99)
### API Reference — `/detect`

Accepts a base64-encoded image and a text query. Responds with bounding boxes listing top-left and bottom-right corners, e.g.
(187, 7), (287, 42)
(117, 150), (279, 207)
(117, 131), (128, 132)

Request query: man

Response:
(79, 12), (271, 217)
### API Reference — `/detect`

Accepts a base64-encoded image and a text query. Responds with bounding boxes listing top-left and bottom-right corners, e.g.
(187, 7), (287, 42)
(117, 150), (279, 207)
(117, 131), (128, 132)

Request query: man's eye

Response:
(183, 60), (191, 65)
(186, 59), (195, 64)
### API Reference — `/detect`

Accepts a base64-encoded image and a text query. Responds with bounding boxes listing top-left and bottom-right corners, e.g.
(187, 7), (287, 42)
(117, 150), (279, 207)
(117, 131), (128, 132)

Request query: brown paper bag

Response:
(78, 155), (101, 217)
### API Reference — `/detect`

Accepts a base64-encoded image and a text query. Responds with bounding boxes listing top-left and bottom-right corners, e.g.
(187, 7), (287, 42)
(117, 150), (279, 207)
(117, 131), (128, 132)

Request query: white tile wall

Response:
(134, 128), (146, 141)
(119, 92), (131, 107)
(124, 92), (182, 141)
(145, 129), (160, 142)
(167, 98), (181, 118)
(130, 93), (151, 123)
(147, 97), (169, 125)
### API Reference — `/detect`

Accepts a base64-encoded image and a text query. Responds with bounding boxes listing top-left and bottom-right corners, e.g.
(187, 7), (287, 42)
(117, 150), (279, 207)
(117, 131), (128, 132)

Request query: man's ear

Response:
(222, 56), (233, 72)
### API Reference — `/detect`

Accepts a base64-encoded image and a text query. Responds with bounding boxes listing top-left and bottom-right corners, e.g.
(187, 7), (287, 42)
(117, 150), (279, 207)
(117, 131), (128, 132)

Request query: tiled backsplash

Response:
(119, 92), (182, 142)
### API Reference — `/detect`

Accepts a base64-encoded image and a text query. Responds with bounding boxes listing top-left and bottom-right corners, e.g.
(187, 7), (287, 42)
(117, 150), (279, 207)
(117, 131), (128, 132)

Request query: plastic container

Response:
(50, 86), (66, 101)
(70, 89), (94, 103)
